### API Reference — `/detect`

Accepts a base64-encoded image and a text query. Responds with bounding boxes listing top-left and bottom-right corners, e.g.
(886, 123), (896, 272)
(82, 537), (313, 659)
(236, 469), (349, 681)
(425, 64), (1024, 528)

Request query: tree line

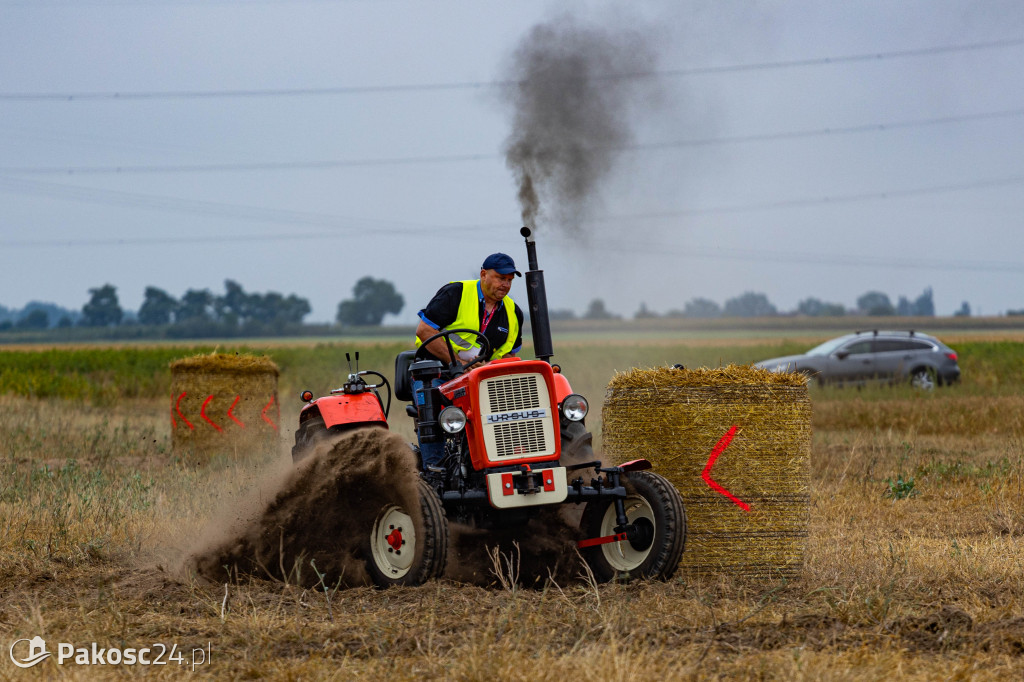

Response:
(0, 280), (989, 337)
(0, 277), (404, 337)
(566, 287), (956, 320)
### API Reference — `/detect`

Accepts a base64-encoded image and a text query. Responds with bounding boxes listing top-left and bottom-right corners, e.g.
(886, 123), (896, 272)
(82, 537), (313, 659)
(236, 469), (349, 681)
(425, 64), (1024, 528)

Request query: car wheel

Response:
(910, 367), (937, 390)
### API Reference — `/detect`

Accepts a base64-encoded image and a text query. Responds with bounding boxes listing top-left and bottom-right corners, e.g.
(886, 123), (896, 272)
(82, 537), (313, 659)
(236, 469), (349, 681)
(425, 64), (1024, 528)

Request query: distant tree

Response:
(336, 277), (404, 326)
(680, 297), (721, 318)
(138, 287), (178, 325)
(723, 292), (777, 317)
(177, 289), (215, 322)
(0, 320), (12, 331)
(582, 299), (618, 320)
(81, 284), (123, 327)
(796, 297), (845, 317)
(216, 279), (249, 326)
(634, 302), (659, 319)
(16, 309), (50, 329)
(57, 316), (73, 328)
(548, 308), (577, 321)
(954, 301), (971, 317)
(250, 292), (311, 328)
(856, 291), (895, 316)
(912, 287), (935, 316)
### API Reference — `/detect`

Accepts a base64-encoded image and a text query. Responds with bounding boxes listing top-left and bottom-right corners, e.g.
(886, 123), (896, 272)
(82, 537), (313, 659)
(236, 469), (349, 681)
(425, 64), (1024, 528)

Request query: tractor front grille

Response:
(486, 375), (541, 412)
(479, 372), (555, 462)
(491, 420), (547, 459)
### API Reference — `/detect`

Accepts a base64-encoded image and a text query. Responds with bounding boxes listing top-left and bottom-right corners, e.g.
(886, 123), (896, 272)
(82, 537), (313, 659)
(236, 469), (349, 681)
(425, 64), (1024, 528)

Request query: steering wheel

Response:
(414, 328), (493, 376)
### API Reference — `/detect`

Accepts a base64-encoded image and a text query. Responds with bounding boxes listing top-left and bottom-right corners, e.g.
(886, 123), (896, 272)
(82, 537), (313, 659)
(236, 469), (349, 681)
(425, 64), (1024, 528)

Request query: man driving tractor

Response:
(413, 252), (526, 467)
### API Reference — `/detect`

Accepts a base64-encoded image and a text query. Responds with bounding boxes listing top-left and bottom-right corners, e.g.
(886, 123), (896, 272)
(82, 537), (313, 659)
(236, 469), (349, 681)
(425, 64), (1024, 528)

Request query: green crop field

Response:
(2, 329), (1023, 679)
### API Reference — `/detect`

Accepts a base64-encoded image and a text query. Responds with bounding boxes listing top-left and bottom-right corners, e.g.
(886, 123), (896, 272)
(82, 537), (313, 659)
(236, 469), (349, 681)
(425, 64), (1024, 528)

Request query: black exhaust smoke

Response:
(521, 226), (553, 362)
(500, 14), (660, 235)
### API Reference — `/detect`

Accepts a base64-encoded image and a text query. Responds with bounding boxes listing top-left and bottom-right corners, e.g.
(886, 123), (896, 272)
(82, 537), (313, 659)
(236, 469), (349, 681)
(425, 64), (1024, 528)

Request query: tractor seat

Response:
(394, 350), (417, 402)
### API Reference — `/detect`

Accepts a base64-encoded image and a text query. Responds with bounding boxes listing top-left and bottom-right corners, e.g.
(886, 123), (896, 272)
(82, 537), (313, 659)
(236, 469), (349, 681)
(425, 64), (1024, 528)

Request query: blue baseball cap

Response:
(481, 253), (521, 277)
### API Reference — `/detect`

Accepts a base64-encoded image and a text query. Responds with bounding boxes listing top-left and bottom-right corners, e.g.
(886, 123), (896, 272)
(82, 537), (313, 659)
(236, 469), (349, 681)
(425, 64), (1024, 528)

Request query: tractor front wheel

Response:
(365, 478), (449, 587)
(580, 471), (686, 582)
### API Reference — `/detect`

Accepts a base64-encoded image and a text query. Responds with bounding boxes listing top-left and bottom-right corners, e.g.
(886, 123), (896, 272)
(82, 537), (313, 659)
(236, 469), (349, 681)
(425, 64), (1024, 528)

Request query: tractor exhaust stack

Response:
(520, 226), (554, 363)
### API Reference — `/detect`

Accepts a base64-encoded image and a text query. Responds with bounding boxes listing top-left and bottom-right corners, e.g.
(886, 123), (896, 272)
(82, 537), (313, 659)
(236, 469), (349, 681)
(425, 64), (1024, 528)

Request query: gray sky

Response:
(2, 0), (1023, 323)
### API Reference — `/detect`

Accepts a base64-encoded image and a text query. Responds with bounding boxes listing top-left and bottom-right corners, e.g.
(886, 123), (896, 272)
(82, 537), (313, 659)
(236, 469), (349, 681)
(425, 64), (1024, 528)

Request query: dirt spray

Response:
(187, 426), (600, 589)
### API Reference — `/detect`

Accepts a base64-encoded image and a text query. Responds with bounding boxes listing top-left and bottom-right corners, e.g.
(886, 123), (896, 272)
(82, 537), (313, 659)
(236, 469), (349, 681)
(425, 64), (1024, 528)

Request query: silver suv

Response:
(754, 330), (960, 389)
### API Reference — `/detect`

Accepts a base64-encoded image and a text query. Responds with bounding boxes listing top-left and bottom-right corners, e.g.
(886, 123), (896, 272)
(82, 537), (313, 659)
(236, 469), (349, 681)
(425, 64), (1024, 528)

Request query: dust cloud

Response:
(186, 428), (421, 588)
(500, 13), (662, 236)
(185, 426), (602, 589)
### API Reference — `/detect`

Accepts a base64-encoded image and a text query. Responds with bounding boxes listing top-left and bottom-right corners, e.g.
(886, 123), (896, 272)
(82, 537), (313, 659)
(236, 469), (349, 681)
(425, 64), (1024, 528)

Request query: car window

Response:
(806, 336), (853, 356)
(906, 340), (933, 351)
(839, 340), (872, 355)
(874, 339), (909, 352)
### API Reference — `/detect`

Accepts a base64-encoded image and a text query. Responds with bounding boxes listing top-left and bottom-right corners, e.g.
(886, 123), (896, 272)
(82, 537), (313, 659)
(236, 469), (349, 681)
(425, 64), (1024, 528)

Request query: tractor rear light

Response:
(438, 406), (467, 433)
(560, 394), (589, 422)
(300, 390), (314, 402)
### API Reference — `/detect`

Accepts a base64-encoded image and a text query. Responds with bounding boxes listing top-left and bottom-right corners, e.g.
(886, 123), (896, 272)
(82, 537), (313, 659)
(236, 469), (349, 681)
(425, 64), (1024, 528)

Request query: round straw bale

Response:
(170, 352), (280, 461)
(602, 365), (810, 579)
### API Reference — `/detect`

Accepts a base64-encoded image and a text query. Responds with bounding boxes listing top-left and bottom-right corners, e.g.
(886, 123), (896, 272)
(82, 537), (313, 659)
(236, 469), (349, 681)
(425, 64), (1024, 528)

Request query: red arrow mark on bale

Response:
(175, 391), (194, 430)
(701, 425), (750, 512)
(170, 396), (177, 429)
(227, 395), (245, 428)
(261, 396), (278, 431)
(201, 395), (223, 432)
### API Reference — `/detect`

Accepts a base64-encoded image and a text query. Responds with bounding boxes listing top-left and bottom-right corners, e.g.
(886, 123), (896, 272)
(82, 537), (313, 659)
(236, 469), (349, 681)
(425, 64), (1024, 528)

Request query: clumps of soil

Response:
(446, 506), (585, 587)
(186, 424), (599, 590)
(187, 428), (421, 588)
(442, 421), (596, 587)
(885, 605), (975, 652)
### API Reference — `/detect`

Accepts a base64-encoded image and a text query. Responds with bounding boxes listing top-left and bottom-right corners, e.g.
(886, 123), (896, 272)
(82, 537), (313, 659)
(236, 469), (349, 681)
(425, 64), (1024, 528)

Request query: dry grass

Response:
(2, 346), (1024, 679)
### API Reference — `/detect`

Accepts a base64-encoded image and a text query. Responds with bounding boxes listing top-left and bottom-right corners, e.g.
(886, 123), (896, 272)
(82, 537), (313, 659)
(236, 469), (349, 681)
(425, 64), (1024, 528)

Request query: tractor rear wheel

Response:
(580, 471), (686, 582)
(365, 478), (449, 587)
(292, 416), (329, 463)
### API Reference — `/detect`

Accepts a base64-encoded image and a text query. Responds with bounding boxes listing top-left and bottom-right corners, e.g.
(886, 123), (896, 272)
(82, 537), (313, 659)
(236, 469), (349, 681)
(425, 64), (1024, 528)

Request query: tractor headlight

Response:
(560, 394), (589, 422)
(438, 406), (467, 433)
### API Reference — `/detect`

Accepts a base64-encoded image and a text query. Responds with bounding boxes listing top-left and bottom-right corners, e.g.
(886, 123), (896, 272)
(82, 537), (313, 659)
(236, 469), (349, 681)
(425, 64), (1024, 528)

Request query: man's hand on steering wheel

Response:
(414, 328), (493, 376)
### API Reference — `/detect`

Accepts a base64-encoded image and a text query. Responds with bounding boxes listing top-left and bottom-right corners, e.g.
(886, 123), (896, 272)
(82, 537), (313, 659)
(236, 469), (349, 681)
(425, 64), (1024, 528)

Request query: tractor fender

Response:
(552, 372), (574, 405)
(310, 393), (388, 430)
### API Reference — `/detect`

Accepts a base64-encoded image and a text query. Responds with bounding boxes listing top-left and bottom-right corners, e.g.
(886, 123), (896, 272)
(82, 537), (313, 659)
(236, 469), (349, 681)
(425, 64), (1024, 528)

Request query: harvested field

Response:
(2, 336), (1023, 679)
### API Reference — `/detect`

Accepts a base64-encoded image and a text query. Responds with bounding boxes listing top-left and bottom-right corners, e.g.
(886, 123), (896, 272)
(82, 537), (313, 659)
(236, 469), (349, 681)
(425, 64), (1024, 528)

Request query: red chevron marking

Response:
(227, 395), (245, 428)
(175, 391), (194, 430)
(201, 395), (223, 433)
(261, 396), (278, 431)
(701, 425), (750, 512)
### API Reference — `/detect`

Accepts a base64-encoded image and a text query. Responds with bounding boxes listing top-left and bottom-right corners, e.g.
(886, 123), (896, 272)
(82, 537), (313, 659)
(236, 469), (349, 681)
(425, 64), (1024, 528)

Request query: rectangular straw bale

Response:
(603, 365), (811, 579)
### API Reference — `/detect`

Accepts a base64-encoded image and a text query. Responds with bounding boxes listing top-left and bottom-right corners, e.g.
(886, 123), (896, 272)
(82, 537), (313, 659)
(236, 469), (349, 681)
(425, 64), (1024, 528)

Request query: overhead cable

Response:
(1, 37), (1022, 101)
(3, 107), (1022, 175)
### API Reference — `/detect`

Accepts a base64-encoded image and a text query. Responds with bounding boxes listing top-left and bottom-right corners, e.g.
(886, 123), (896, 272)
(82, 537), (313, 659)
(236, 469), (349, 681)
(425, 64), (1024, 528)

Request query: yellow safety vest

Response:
(416, 280), (519, 359)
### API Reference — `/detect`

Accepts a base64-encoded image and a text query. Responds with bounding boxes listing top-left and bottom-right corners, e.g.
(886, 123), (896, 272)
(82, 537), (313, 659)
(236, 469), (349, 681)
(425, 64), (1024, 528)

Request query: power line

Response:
(4, 218), (1022, 276)
(0, 175), (455, 234)
(3, 172), (1024, 247)
(4, 107), (1022, 176)
(2, 37), (1022, 101)
(567, 238), (1024, 274)
(4, 173), (1023, 226)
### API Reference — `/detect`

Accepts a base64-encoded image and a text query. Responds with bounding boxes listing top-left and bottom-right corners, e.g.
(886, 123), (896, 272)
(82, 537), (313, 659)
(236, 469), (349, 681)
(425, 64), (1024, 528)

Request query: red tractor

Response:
(292, 228), (686, 587)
